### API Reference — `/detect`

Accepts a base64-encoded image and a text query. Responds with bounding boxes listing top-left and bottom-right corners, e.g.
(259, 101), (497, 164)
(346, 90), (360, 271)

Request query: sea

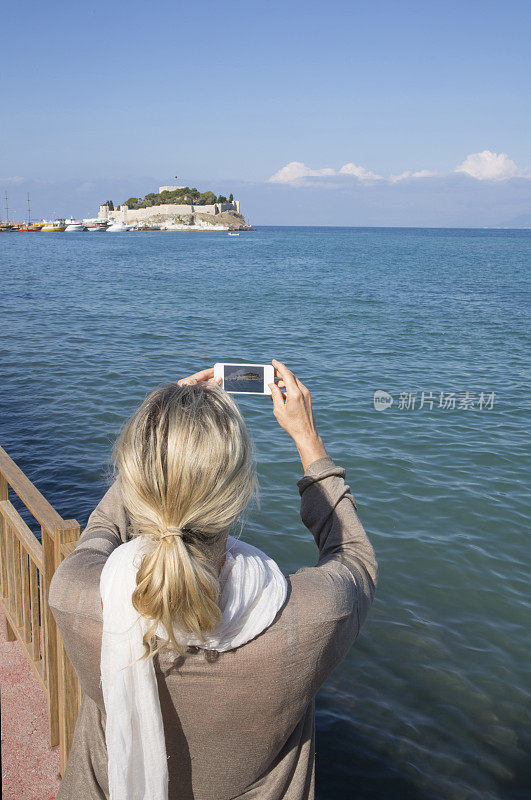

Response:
(0, 227), (529, 800)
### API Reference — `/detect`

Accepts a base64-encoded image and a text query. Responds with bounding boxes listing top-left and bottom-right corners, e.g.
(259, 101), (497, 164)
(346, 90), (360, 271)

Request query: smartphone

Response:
(214, 362), (275, 395)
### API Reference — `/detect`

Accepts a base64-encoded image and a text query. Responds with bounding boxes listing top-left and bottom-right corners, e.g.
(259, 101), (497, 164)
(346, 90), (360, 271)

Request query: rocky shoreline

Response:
(154, 210), (254, 231)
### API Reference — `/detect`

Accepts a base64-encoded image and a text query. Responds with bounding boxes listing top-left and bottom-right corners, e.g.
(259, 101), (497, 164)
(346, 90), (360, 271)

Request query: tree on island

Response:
(124, 197), (142, 209)
(198, 191), (217, 205)
(102, 200), (114, 210)
(121, 187), (229, 210)
(229, 193), (233, 202)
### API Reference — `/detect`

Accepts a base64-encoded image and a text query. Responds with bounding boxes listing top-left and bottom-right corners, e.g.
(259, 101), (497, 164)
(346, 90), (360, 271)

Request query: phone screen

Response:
(223, 364), (265, 393)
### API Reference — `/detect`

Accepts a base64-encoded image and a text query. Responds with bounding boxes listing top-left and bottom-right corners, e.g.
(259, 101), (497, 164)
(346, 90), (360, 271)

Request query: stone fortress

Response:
(97, 185), (250, 230)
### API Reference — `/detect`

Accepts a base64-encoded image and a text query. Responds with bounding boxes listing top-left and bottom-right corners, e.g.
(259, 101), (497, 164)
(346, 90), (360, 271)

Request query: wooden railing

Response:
(0, 444), (82, 776)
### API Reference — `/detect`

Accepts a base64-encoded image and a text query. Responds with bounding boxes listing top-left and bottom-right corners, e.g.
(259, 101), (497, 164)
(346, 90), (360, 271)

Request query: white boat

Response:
(228, 232), (240, 236)
(84, 220), (108, 231)
(41, 220), (66, 232)
(64, 218), (85, 232)
(106, 221), (134, 232)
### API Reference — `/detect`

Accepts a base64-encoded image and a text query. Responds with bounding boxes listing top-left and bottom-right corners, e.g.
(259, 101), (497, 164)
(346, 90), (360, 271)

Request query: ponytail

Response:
(112, 382), (258, 662)
(132, 533), (222, 660)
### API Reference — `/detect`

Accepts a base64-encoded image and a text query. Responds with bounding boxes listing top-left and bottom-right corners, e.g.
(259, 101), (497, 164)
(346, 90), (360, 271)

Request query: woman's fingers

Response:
(276, 366), (308, 395)
(268, 359), (319, 446)
(177, 367), (217, 387)
(272, 359), (299, 395)
(188, 367), (215, 382)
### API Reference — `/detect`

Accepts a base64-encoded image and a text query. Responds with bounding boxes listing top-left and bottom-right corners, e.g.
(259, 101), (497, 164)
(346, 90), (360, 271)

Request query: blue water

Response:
(1, 227), (529, 800)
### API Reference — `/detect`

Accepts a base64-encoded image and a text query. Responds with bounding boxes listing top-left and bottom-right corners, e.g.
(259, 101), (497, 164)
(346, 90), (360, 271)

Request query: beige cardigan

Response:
(49, 455), (378, 800)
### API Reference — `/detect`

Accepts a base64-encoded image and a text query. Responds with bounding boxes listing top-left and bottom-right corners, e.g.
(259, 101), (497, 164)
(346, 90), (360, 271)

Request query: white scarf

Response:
(99, 533), (288, 800)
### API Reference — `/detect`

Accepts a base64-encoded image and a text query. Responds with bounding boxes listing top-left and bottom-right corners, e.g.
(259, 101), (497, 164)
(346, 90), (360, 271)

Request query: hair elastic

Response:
(159, 527), (184, 539)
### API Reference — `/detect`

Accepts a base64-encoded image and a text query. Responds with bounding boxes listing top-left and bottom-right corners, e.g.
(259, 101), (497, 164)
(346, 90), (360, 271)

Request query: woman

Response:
(49, 358), (378, 800)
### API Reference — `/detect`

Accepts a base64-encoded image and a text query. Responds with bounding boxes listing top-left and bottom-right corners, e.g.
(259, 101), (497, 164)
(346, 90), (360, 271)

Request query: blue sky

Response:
(1, 0), (530, 225)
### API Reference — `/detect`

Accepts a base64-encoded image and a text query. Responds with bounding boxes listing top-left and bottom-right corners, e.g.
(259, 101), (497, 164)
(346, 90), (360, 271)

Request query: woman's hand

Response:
(268, 359), (328, 470)
(177, 367), (222, 387)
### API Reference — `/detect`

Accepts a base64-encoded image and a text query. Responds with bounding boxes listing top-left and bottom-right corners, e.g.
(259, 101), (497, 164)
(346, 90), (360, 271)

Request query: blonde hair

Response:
(112, 382), (258, 662)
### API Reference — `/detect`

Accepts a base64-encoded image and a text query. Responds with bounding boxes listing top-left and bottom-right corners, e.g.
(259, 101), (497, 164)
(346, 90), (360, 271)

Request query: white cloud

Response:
(1, 176), (24, 184)
(268, 161), (335, 184)
(455, 151), (522, 181)
(338, 163), (384, 182)
(388, 169), (438, 183)
(268, 160), (384, 185)
(268, 161), (432, 186)
(268, 151), (528, 187)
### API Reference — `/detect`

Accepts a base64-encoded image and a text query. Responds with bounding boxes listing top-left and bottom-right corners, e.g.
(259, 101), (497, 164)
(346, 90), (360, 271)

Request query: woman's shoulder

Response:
(285, 559), (358, 627)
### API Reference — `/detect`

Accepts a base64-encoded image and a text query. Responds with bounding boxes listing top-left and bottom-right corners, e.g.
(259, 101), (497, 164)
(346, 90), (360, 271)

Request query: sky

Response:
(1, 0), (530, 226)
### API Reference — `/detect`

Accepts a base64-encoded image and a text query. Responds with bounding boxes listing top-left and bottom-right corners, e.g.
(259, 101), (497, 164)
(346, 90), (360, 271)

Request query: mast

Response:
(27, 193), (31, 224)
(4, 191), (9, 223)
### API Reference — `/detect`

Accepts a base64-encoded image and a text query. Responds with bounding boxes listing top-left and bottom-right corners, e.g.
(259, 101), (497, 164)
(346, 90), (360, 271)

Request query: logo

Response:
(373, 390), (394, 411)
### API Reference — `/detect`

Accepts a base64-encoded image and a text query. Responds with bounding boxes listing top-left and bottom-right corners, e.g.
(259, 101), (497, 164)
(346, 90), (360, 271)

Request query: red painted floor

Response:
(0, 607), (61, 800)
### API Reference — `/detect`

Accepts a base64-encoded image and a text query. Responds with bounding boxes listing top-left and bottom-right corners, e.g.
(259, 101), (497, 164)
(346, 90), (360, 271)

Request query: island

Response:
(97, 185), (254, 231)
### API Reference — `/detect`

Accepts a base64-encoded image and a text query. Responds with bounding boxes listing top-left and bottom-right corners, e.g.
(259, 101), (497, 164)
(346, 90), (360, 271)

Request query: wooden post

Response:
(5, 523), (16, 641)
(0, 514), (7, 599)
(13, 538), (23, 628)
(5, 617), (16, 641)
(29, 559), (41, 661)
(0, 475), (7, 598)
(58, 629), (82, 776)
(42, 522), (60, 748)
(0, 481), (15, 639)
(21, 548), (31, 643)
(54, 520), (81, 775)
(39, 568), (46, 682)
(53, 520), (80, 577)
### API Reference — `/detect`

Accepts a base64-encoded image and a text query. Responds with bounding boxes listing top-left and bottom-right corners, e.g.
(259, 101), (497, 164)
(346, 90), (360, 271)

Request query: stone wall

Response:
(98, 200), (240, 222)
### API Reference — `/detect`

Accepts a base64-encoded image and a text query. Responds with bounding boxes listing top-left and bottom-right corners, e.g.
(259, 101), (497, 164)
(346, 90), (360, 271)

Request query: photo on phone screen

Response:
(224, 364), (264, 393)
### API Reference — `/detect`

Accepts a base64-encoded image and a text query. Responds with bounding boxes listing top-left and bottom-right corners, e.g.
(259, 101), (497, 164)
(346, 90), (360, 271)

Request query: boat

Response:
(18, 195), (42, 230)
(228, 232), (240, 236)
(41, 220), (66, 232)
(64, 218), (85, 232)
(106, 221), (134, 232)
(3, 192), (14, 230)
(18, 224), (42, 232)
(1, 193), (21, 229)
(84, 221), (109, 231)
